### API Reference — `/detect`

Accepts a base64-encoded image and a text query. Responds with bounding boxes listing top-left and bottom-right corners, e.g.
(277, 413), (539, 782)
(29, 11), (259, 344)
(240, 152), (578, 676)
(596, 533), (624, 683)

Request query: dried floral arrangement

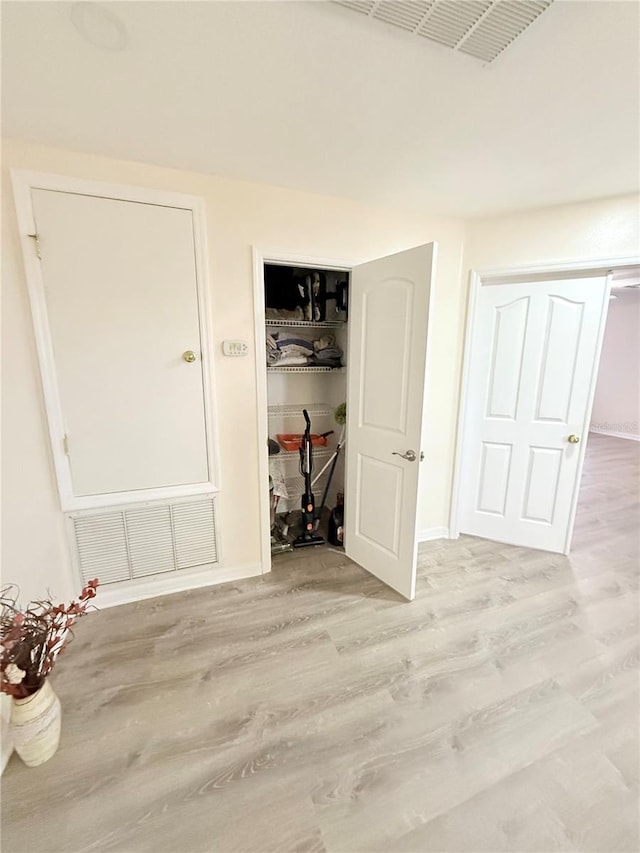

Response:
(0, 580), (99, 698)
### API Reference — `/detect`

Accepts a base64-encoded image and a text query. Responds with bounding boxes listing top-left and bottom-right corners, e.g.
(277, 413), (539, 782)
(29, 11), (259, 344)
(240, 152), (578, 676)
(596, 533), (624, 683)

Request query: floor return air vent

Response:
(334, 0), (554, 63)
(68, 496), (218, 585)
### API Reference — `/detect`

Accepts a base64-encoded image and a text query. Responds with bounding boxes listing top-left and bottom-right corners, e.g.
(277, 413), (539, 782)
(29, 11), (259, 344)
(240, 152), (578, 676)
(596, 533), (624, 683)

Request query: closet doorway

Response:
(253, 245), (437, 600)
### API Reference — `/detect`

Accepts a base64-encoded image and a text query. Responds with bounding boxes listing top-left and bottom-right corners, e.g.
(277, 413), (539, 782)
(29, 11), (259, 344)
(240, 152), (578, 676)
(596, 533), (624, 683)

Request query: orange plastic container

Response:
(277, 433), (329, 452)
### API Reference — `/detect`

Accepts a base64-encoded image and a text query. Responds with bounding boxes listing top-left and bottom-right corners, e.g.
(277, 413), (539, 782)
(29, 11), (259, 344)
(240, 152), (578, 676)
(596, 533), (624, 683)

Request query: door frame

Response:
(11, 170), (221, 511)
(449, 254), (640, 553)
(252, 248), (355, 574)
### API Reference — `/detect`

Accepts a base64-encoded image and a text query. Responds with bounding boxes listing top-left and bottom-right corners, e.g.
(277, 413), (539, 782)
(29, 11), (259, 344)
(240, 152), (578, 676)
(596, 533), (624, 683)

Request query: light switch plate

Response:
(222, 340), (248, 357)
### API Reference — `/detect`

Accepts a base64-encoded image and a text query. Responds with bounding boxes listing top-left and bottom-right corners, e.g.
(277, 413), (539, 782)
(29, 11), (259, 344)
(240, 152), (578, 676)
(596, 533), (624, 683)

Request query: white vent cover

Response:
(70, 497), (218, 585)
(335, 0), (553, 63)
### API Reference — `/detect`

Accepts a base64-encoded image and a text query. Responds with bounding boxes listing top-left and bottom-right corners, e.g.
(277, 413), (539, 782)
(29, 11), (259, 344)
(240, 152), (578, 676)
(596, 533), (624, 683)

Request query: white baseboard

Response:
(589, 428), (640, 442)
(96, 562), (264, 609)
(417, 526), (450, 543)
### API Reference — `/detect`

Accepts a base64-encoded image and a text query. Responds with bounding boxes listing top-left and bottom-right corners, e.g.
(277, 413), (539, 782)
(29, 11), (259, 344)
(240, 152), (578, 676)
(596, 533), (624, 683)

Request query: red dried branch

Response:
(1, 580), (99, 697)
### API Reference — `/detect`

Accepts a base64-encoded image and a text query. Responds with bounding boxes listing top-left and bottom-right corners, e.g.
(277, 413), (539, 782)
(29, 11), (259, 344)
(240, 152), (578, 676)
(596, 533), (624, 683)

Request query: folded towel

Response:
(279, 344), (315, 359)
(314, 334), (337, 352)
(275, 354), (309, 367)
(276, 337), (315, 353)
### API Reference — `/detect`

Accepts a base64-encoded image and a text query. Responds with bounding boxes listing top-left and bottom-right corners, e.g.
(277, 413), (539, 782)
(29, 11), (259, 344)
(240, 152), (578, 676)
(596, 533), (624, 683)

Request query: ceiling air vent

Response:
(334, 0), (554, 63)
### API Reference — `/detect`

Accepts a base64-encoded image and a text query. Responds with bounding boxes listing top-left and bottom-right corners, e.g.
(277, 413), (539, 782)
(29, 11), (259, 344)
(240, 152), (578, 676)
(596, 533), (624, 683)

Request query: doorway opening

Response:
(571, 267), (640, 561)
(451, 257), (640, 557)
(253, 244), (437, 600)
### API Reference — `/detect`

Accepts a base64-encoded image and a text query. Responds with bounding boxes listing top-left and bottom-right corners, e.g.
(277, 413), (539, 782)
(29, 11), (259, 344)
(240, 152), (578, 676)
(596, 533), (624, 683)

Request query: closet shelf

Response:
(274, 447), (334, 462)
(284, 472), (330, 498)
(267, 365), (337, 374)
(265, 319), (345, 329)
(268, 404), (333, 419)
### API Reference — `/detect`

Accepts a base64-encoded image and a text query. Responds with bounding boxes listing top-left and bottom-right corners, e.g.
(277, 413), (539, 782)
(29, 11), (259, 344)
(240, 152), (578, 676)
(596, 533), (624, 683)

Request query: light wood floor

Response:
(3, 433), (639, 852)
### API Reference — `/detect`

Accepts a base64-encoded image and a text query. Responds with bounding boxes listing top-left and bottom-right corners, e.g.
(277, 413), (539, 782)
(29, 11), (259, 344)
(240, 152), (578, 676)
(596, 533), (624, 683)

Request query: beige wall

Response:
(590, 298), (640, 439)
(1, 139), (466, 601)
(3, 139), (638, 604)
(464, 195), (639, 270)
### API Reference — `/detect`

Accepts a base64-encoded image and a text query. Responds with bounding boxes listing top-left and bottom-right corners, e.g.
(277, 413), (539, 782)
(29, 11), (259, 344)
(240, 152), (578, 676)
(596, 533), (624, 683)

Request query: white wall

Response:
(464, 195), (639, 271)
(3, 138), (638, 605)
(1, 139), (466, 601)
(590, 297), (640, 439)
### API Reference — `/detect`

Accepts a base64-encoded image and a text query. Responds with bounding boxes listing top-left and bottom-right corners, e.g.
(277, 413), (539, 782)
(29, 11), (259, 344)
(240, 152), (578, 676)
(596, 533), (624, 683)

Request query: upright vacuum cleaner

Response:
(293, 409), (325, 548)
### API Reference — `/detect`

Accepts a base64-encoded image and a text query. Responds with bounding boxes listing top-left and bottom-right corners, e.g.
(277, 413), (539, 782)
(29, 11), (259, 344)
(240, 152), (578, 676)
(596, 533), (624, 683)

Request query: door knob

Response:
(392, 449), (417, 462)
(183, 350), (197, 363)
(568, 434), (580, 444)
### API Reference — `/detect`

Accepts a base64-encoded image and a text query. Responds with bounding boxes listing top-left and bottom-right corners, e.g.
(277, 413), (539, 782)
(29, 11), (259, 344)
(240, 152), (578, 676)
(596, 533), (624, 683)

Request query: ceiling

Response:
(2, 1), (639, 217)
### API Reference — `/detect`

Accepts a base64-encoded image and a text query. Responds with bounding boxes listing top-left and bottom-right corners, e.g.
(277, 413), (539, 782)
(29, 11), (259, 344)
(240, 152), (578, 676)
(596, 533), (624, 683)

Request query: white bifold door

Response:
(346, 243), (436, 601)
(458, 276), (610, 553)
(27, 187), (212, 506)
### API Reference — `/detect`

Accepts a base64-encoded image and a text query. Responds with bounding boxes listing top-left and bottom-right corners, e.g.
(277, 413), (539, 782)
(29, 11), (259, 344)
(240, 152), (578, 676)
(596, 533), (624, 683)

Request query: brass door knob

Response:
(183, 350), (197, 363)
(568, 434), (580, 444)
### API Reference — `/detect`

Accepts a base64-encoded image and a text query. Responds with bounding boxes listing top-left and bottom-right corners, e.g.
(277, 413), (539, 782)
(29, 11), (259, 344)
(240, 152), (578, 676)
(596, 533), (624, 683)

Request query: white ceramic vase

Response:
(10, 680), (61, 767)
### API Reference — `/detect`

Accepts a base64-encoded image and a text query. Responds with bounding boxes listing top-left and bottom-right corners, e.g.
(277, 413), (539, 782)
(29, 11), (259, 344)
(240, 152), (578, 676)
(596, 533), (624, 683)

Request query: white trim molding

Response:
(417, 526), (450, 543)
(474, 255), (640, 281)
(448, 270), (481, 540)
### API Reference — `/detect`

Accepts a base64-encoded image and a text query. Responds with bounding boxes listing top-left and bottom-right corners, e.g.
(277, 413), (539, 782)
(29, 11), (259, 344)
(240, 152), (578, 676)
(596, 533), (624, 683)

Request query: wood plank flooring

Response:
(2, 433), (638, 852)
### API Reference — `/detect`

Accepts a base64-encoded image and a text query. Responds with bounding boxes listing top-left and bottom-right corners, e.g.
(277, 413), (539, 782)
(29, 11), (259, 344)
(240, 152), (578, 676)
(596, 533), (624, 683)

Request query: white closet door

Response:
(31, 189), (209, 498)
(346, 243), (436, 601)
(457, 277), (609, 553)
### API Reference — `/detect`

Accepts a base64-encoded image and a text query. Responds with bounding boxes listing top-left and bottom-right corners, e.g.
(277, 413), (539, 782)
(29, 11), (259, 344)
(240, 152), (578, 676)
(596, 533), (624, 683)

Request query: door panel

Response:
(361, 280), (412, 432)
(487, 297), (529, 419)
(357, 455), (402, 555)
(478, 442), (511, 515)
(31, 189), (209, 498)
(535, 296), (584, 422)
(522, 446), (562, 522)
(459, 277), (609, 553)
(346, 243), (436, 600)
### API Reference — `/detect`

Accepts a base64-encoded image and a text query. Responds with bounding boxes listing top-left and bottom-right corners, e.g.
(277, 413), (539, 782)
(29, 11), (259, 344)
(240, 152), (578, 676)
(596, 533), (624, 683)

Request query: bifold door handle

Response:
(392, 449), (417, 462)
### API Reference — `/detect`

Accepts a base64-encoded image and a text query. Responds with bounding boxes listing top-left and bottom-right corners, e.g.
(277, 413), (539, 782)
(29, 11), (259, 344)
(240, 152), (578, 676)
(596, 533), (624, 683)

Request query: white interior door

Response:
(30, 188), (210, 499)
(458, 276), (610, 553)
(345, 243), (436, 600)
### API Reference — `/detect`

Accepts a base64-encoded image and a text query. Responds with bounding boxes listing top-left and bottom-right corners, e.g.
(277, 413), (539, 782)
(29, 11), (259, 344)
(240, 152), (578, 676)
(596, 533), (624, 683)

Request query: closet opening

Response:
(261, 260), (350, 562)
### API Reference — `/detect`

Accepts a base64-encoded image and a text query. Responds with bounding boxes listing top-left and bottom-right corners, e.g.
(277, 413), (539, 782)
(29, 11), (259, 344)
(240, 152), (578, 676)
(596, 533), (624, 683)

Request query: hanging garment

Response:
(264, 265), (305, 311)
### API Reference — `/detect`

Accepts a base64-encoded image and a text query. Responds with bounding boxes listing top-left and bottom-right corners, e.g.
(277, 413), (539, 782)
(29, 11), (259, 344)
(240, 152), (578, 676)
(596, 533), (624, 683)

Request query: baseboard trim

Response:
(589, 428), (640, 442)
(96, 562), (264, 609)
(417, 526), (450, 542)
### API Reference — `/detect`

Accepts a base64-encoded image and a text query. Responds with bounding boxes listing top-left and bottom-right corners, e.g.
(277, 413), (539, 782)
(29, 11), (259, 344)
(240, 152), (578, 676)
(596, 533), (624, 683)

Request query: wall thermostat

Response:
(222, 340), (248, 357)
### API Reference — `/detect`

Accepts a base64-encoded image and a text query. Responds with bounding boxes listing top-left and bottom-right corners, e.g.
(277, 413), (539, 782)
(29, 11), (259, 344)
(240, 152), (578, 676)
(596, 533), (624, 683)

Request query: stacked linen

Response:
(266, 334), (315, 367)
(266, 333), (280, 366)
(266, 332), (343, 369)
(313, 335), (342, 368)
